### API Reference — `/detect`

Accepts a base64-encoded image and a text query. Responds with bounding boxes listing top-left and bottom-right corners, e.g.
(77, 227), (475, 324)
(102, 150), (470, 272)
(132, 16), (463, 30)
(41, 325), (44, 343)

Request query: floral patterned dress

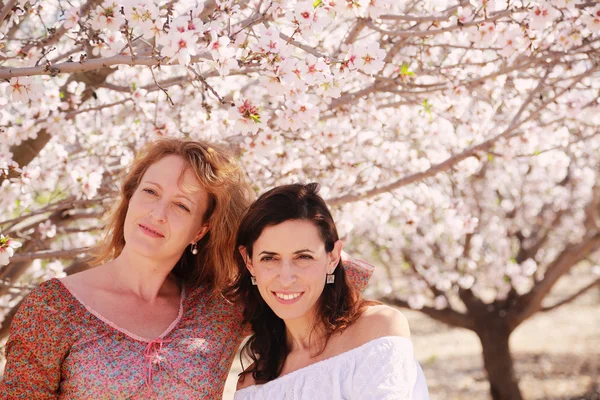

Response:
(1, 260), (373, 399)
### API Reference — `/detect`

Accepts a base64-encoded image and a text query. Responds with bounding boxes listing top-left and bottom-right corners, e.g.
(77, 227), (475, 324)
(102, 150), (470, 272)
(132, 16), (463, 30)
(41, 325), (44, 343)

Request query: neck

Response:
(105, 247), (181, 303)
(284, 310), (325, 352)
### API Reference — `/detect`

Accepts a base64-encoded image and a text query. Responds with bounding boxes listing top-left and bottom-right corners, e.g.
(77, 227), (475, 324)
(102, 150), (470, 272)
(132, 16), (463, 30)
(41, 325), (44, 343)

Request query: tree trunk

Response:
(476, 319), (523, 400)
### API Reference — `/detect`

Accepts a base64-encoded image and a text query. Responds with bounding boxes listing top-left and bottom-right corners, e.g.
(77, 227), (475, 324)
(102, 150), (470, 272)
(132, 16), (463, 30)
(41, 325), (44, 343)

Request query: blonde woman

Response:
(1, 139), (372, 399)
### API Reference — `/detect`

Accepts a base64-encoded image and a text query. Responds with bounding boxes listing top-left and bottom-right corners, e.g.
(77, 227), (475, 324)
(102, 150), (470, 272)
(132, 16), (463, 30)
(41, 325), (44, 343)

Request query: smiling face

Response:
(122, 155), (210, 263)
(241, 219), (342, 323)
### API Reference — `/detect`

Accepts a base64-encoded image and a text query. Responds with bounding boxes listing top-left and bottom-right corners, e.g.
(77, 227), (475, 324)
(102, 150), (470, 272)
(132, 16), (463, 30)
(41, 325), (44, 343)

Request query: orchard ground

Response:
(223, 265), (600, 400)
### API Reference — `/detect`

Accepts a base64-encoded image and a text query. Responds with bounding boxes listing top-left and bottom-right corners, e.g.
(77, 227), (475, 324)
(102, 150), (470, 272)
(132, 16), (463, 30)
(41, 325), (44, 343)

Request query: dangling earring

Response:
(191, 242), (198, 255)
(326, 273), (335, 284)
(250, 276), (257, 286)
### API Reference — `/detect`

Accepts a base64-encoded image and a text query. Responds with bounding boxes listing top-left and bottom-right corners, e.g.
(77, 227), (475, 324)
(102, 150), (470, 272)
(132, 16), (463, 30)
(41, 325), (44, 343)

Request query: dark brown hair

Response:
(226, 183), (371, 383)
(92, 138), (254, 291)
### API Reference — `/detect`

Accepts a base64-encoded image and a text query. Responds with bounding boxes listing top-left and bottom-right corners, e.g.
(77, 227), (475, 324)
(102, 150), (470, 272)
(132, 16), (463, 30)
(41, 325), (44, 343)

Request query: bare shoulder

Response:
(61, 264), (107, 289)
(347, 304), (411, 346)
(236, 370), (257, 391)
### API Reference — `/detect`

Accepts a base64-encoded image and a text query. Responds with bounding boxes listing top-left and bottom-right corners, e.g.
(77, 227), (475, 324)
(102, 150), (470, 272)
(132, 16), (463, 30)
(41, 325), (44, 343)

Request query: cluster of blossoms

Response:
(0, 0), (598, 324)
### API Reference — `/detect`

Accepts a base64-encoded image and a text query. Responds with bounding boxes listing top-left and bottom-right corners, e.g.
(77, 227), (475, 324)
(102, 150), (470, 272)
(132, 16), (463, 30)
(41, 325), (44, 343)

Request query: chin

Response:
(275, 311), (308, 322)
(127, 239), (162, 256)
(269, 306), (310, 322)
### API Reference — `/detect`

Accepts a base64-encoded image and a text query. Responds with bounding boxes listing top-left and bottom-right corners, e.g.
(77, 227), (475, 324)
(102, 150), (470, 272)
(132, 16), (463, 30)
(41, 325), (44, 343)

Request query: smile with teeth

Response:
(274, 292), (303, 301)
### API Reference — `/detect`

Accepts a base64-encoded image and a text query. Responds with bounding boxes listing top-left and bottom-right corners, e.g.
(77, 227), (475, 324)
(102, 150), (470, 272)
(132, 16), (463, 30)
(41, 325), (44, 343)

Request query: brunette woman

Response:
(229, 183), (429, 399)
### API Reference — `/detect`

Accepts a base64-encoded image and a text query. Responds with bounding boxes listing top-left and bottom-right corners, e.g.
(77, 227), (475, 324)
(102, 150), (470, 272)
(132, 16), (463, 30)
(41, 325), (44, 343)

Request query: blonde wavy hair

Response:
(92, 138), (254, 291)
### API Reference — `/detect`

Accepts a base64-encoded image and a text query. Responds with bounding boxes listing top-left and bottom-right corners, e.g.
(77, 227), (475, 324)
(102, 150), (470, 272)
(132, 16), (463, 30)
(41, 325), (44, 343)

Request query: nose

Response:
(278, 260), (296, 287)
(149, 201), (168, 223)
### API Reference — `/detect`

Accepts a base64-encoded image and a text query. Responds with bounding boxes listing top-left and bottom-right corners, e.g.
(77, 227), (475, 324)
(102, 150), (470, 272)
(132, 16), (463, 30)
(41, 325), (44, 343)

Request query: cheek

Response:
(305, 263), (328, 282)
(127, 194), (147, 216)
(255, 266), (276, 282)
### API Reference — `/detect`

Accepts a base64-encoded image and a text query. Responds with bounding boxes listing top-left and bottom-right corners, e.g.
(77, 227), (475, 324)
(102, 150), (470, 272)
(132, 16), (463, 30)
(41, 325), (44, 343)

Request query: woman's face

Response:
(241, 219), (342, 322)
(123, 155), (210, 262)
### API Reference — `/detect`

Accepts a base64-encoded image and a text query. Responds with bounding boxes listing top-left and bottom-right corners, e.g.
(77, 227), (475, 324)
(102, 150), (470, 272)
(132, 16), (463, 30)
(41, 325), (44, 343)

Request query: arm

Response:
(0, 283), (69, 398)
(341, 251), (375, 292)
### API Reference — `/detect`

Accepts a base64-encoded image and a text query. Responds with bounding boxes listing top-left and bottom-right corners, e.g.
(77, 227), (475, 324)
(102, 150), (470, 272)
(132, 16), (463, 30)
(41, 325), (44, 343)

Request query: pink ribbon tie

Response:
(143, 337), (172, 390)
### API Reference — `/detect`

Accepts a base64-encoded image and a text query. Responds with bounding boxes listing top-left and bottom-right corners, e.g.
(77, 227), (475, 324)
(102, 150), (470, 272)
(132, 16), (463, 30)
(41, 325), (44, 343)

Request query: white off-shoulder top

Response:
(234, 336), (430, 400)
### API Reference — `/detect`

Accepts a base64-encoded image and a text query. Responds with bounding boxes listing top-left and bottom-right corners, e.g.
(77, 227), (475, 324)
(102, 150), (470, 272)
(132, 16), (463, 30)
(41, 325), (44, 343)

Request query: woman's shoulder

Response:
(21, 278), (73, 309)
(10, 278), (79, 336)
(236, 366), (257, 391)
(344, 304), (411, 349)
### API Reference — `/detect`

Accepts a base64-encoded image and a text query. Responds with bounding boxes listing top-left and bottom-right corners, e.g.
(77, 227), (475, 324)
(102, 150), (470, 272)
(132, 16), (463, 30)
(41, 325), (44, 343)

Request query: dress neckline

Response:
(235, 335), (413, 394)
(52, 277), (186, 343)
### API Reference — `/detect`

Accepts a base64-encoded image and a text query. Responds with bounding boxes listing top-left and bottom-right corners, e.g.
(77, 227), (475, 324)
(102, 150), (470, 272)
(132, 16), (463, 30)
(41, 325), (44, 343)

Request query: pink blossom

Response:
(6, 77), (42, 103)
(528, 4), (560, 31)
(258, 72), (288, 97)
(255, 26), (285, 54)
(497, 25), (525, 58)
(229, 100), (266, 135)
(7, 77), (31, 103)
(38, 220), (57, 239)
(158, 30), (198, 65)
(0, 235), (22, 266)
(582, 5), (600, 33)
(353, 42), (386, 75)
(210, 36), (236, 62)
(90, 3), (125, 31)
(63, 9), (80, 30)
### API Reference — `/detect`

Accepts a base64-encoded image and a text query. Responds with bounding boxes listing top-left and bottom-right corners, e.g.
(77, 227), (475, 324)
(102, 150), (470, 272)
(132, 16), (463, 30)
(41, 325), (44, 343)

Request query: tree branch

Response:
(379, 0), (469, 22)
(367, 7), (526, 38)
(9, 247), (91, 263)
(0, 0), (16, 25)
(510, 233), (600, 328)
(0, 53), (212, 79)
(540, 277), (600, 313)
(381, 296), (475, 330)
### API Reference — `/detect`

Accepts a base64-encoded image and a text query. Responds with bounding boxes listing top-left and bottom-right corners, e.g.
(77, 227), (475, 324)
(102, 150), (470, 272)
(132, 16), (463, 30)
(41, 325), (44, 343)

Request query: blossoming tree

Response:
(1, 0), (599, 399)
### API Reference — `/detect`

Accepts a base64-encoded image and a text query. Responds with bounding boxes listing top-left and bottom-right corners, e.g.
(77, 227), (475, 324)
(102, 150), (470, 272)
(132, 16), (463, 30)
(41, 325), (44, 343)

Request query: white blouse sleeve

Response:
(352, 337), (429, 400)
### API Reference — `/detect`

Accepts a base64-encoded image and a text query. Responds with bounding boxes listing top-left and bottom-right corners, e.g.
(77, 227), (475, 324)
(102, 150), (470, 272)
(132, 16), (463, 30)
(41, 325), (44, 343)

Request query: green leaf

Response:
(422, 99), (433, 116)
(487, 153), (494, 162)
(313, 0), (323, 8)
(400, 62), (415, 76)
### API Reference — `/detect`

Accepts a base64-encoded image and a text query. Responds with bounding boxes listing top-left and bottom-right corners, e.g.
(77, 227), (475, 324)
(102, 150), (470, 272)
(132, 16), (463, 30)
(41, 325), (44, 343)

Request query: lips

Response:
(139, 223), (165, 238)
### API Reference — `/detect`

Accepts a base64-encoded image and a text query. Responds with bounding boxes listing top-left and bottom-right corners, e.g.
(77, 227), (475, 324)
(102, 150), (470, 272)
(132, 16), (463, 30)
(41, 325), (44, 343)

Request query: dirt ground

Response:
(223, 268), (600, 399)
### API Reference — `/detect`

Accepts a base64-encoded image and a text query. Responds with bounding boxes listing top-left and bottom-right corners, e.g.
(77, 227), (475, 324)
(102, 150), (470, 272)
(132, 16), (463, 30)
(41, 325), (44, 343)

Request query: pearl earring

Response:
(251, 276), (257, 285)
(191, 242), (198, 255)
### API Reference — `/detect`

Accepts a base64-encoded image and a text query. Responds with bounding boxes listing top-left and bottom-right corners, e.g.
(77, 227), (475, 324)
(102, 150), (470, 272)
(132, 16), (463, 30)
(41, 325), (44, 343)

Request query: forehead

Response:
(254, 220), (325, 251)
(143, 155), (205, 195)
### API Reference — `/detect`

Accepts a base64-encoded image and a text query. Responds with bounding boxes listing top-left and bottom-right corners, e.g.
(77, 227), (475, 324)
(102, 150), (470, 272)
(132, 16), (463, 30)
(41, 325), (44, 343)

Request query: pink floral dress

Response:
(1, 260), (373, 399)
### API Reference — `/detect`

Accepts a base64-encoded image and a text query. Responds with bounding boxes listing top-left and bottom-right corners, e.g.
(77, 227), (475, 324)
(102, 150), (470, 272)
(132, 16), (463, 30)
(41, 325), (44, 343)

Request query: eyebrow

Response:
(294, 249), (315, 254)
(143, 181), (196, 205)
(258, 249), (315, 256)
